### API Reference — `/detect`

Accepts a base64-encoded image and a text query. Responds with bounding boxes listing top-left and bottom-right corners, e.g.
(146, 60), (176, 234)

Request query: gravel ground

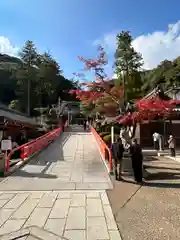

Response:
(107, 156), (180, 240)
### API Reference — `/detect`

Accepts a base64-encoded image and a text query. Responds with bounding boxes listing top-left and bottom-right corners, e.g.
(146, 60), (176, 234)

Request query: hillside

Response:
(0, 53), (22, 70)
(141, 57), (180, 93)
(0, 52), (78, 114)
(0, 53), (21, 64)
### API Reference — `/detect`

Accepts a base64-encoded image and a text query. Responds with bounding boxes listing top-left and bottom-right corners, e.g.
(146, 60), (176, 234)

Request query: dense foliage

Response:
(72, 46), (124, 117)
(115, 31), (143, 102)
(117, 95), (180, 125)
(1, 32), (180, 120)
(0, 40), (78, 116)
(72, 30), (180, 119)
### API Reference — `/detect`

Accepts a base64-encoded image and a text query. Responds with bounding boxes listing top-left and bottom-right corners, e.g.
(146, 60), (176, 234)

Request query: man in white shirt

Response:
(152, 132), (161, 150)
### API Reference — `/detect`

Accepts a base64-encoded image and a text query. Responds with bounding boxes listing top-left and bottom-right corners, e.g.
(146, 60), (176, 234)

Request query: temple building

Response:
(134, 85), (180, 147)
(0, 102), (40, 141)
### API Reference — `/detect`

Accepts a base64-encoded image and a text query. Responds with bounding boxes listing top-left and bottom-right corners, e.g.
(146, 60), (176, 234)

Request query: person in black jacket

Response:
(129, 139), (143, 183)
(111, 137), (124, 180)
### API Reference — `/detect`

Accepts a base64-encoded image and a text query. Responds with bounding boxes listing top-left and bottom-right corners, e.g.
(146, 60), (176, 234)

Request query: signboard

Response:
(1, 140), (12, 151)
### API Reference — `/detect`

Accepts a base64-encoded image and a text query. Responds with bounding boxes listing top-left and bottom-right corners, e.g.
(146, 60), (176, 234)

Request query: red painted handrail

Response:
(91, 127), (113, 172)
(5, 125), (65, 172)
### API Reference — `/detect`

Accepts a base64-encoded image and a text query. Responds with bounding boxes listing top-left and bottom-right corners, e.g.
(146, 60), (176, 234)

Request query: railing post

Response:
(91, 126), (113, 174)
(20, 147), (25, 161)
(109, 155), (114, 175)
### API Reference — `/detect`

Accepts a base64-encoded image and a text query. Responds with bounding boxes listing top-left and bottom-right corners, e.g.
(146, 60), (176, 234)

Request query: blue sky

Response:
(0, 0), (180, 79)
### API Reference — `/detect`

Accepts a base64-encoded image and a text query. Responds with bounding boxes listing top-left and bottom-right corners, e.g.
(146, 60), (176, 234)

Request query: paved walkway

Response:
(0, 126), (121, 240)
(107, 155), (180, 240)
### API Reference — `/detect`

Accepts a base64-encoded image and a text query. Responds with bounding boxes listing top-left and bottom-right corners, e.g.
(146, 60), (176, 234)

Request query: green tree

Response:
(141, 58), (180, 93)
(0, 41), (88, 117)
(114, 31), (143, 104)
(17, 40), (38, 115)
(36, 52), (61, 106)
(80, 102), (94, 117)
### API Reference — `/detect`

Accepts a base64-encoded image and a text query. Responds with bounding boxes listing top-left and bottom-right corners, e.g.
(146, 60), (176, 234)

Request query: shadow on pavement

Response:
(9, 130), (72, 179)
(107, 154), (180, 240)
(111, 154), (180, 189)
(11, 168), (58, 179)
(119, 176), (180, 188)
(143, 181), (180, 188)
(144, 164), (180, 171)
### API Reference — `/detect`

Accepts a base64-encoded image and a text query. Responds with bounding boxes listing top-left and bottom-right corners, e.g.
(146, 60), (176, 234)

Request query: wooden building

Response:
(0, 102), (40, 141)
(135, 86), (180, 148)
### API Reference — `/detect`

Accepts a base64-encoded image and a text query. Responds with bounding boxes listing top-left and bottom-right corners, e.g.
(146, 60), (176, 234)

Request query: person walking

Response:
(111, 137), (124, 180)
(152, 132), (161, 151)
(129, 139), (143, 183)
(168, 135), (176, 157)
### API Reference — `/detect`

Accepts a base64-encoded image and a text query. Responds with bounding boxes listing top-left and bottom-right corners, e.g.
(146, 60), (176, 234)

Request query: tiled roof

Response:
(0, 102), (39, 126)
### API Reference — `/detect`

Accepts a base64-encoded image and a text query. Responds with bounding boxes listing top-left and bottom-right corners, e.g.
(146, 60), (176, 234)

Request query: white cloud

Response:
(94, 20), (180, 70)
(0, 36), (19, 56)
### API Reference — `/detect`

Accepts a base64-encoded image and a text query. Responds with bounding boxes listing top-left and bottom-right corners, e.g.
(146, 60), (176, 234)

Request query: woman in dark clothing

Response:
(129, 139), (143, 183)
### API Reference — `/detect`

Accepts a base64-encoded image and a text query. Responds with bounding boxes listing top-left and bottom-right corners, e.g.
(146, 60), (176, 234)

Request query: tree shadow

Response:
(112, 154), (180, 189)
(144, 171), (180, 180)
(143, 181), (180, 188)
(12, 167), (58, 179)
(120, 170), (180, 189)
(8, 131), (73, 179)
(144, 164), (180, 171)
(143, 157), (160, 162)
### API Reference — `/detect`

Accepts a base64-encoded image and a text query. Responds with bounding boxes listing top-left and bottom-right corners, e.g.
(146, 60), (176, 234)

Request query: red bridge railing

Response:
(91, 127), (113, 173)
(6, 127), (64, 172)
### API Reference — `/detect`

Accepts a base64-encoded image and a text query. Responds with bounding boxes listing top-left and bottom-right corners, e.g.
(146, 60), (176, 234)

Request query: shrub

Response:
(100, 124), (121, 134)
(103, 134), (111, 145)
(114, 124), (121, 134)
(99, 132), (110, 138)
(103, 134), (120, 146)
(101, 125), (111, 132)
(95, 126), (101, 133)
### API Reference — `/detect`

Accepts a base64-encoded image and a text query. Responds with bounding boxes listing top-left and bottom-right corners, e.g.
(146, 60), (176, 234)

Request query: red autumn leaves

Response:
(71, 46), (124, 115)
(72, 46), (180, 124)
(71, 89), (103, 104)
(118, 96), (180, 125)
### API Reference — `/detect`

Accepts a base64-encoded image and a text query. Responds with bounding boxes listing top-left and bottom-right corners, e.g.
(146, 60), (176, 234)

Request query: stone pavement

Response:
(0, 190), (120, 240)
(0, 128), (112, 191)
(0, 126), (121, 240)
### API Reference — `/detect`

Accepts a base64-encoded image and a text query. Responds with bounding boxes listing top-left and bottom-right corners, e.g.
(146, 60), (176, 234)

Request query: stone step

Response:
(0, 226), (65, 240)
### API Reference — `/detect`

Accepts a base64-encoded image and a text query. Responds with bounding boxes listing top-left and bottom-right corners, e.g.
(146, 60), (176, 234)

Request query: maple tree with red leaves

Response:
(118, 94), (180, 125)
(71, 46), (124, 116)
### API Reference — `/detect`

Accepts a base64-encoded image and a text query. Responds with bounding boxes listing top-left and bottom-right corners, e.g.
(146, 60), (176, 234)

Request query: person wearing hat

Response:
(168, 135), (176, 157)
